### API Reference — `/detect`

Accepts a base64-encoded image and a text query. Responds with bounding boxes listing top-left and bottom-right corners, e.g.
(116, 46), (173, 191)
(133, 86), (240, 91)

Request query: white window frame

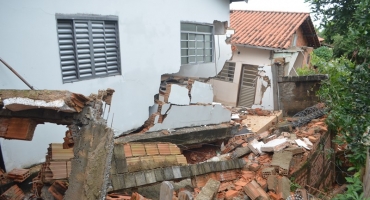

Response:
(180, 22), (214, 65)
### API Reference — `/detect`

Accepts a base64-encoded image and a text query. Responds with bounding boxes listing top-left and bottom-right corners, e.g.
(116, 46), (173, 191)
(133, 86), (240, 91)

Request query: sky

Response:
(230, 0), (322, 27)
(230, 0), (311, 12)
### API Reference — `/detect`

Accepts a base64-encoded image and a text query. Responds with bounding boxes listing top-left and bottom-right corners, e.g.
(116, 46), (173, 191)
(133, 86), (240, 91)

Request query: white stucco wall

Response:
(0, 0), (231, 170)
(211, 46), (273, 106)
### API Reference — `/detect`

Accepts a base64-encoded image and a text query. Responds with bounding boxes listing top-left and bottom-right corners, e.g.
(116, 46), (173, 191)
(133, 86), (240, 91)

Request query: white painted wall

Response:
(0, 0), (231, 170)
(211, 46), (273, 106)
(251, 65), (274, 110)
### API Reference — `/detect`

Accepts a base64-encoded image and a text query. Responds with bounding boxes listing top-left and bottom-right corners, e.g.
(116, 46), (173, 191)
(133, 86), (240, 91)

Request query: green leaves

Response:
(307, 0), (370, 64)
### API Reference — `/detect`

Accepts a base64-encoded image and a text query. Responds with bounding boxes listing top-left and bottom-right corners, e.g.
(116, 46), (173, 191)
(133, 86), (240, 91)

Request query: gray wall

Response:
(278, 75), (328, 116)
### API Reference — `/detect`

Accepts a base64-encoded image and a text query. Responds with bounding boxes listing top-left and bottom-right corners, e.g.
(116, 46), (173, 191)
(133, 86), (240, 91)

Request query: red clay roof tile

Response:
(230, 10), (319, 49)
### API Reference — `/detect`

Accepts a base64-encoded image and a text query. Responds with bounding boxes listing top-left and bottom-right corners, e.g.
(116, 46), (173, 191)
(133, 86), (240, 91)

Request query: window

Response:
(56, 15), (121, 83)
(181, 23), (213, 65)
(214, 62), (235, 82)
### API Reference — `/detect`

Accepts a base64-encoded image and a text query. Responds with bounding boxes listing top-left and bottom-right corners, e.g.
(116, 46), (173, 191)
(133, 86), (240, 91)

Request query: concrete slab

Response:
(167, 84), (190, 105)
(116, 124), (236, 148)
(242, 111), (282, 134)
(190, 81), (213, 104)
(195, 178), (220, 200)
(148, 104), (231, 132)
(261, 138), (289, 152)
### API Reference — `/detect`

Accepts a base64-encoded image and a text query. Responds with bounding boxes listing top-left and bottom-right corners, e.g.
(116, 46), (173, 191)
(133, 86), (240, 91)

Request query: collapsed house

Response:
(211, 10), (321, 109)
(0, 0), (245, 171)
(0, 84), (334, 200)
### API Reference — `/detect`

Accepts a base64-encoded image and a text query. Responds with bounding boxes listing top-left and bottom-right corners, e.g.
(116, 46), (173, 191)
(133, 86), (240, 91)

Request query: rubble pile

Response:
(103, 111), (328, 200)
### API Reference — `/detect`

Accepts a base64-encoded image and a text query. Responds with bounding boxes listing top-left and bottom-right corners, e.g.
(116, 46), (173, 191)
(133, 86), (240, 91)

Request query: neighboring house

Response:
(0, 0), (243, 170)
(211, 10), (320, 109)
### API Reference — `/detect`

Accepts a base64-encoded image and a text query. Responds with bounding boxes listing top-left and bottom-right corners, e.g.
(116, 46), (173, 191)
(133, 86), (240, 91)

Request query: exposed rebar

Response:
(0, 57), (34, 90)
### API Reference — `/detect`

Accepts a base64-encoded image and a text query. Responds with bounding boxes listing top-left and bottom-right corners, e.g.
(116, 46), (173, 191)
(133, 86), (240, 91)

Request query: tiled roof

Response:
(230, 10), (320, 49)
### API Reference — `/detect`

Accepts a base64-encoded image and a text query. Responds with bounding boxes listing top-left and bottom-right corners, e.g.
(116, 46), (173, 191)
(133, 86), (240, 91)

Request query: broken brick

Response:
(7, 168), (30, 183)
(249, 163), (261, 172)
(225, 190), (239, 200)
(0, 185), (25, 200)
(48, 180), (68, 200)
(0, 118), (39, 141)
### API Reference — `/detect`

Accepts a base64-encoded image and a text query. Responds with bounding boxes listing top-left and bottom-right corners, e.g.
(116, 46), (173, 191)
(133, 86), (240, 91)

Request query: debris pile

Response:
(0, 88), (115, 200)
(104, 108), (329, 200)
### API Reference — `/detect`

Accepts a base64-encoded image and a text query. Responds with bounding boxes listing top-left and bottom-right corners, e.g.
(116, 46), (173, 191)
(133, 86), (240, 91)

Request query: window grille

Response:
(180, 23), (213, 65)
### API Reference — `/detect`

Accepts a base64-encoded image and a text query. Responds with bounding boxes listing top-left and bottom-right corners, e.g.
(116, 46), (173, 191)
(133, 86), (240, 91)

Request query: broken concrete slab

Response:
(64, 122), (114, 200)
(231, 146), (251, 158)
(0, 90), (90, 113)
(261, 138), (289, 152)
(147, 104), (231, 132)
(270, 151), (293, 175)
(295, 138), (312, 150)
(166, 84), (190, 105)
(242, 111), (282, 134)
(190, 81), (213, 104)
(195, 178), (220, 200)
(277, 176), (291, 199)
(248, 139), (264, 155)
(267, 175), (279, 192)
(117, 124), (236, 147)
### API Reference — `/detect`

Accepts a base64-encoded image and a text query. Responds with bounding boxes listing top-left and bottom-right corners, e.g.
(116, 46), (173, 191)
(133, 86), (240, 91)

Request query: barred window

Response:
(181, 23), (213, 65)
(214, 62), (236, 82)
(56, 15), (121, 83)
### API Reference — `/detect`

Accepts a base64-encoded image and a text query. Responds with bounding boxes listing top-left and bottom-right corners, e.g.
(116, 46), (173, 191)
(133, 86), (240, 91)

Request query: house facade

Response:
(0, 0), (242, 170)
(211, 10), (320, 109)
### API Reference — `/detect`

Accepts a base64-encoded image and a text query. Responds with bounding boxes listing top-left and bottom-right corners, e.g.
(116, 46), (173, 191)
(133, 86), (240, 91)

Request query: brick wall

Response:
(278, 75), (328, 116)
(290, 130), (334, 195)
(296, 27), (308, 47)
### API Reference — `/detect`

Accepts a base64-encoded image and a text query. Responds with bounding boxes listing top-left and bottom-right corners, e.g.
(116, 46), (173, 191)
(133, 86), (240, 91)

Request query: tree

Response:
(306, 0), (370, 63)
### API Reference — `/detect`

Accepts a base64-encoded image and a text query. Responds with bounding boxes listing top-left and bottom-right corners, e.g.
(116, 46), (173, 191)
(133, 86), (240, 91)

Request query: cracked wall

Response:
(0, 0), (232, 168)
(142, 80), (231, 133)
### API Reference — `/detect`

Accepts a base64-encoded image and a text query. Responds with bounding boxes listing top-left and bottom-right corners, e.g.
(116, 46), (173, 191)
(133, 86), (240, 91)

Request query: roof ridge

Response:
(230, 9), (310, 14)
